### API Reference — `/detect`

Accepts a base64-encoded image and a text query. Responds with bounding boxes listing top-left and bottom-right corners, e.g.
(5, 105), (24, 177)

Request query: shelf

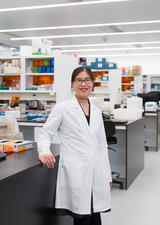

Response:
(0, 73), (21, 76)
(25, 55), (54, 59)
(94, 81), (109, 83)
(122, 75), (134, 77)
(25, 90), (53, 93)
(0, 90), (54, 94)
(0, 56), (20, 60)
(91, 91), (110, 94)
(122, 83), (134, 85)
(0, 90), (21, 93)
(123, 91), (135, 94)
(92, 69), (109, 72)
(26, 73), (54, 76)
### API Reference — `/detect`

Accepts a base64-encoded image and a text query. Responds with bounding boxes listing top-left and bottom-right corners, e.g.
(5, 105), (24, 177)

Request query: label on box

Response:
(97, 63), (103, 68)
(109, 63), (113, 67)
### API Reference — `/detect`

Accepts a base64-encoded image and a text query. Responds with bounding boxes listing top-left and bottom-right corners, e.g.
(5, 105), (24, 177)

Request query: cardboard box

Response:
(132, 65), (142, 75)
(2, 140), (34, 153)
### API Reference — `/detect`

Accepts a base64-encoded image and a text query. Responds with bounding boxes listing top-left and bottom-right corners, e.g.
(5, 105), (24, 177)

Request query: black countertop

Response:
(0, 146), (40, 184)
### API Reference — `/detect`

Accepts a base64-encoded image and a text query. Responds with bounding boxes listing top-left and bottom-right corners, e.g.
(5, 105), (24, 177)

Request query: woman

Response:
(38, 66), (112, 225)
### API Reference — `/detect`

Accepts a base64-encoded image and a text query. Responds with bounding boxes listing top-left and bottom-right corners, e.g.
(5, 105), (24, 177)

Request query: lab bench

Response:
(144, 111), (160, 151)
(0, 147), (73, 225)
(109, 118), (144, 189)
(17, 118), (145, 190)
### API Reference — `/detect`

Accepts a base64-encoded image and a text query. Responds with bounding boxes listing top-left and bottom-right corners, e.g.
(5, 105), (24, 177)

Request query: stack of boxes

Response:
(33, 59), (54, 73)
(81, 57), (117, 70)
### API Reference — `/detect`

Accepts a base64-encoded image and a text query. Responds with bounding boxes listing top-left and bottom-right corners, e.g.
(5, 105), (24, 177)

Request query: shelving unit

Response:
(90, 69), (121, 110)
(0, 53), (79, 102)
(26, 73), (54, 76)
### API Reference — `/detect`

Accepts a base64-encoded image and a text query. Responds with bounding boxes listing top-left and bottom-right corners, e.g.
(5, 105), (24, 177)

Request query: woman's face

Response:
(72, 71), (94, 99)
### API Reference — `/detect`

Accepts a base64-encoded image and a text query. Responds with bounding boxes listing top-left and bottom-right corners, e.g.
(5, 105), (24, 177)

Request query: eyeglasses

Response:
(74, 77), (93, 85)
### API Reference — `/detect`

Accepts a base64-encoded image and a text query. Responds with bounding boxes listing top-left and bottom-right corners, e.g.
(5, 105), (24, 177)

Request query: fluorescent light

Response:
(11, 30), (160, 41)
(52, 41), (160, 48)
(60, 46), (160, 52)
(79, 53), (160, 57)
(0, 0), (129, 12)
(1, 19), (160, 33)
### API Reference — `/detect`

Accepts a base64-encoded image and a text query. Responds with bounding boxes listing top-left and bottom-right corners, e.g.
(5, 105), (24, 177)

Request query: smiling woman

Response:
(38, 66), (112, 225)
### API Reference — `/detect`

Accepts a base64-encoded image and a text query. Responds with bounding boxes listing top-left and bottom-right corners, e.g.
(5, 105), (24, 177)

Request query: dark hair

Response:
(71, 66), (94, 82)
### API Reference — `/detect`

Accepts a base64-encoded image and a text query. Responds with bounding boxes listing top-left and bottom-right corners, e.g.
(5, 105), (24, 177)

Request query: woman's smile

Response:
(80, 88), (88, 92)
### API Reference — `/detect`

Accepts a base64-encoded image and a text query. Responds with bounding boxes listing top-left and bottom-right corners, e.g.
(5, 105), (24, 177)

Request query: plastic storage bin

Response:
(113, 108), (143, 120)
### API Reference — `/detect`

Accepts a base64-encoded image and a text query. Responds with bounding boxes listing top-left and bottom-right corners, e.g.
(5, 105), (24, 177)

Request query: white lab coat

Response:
(37, 96), (111, 215)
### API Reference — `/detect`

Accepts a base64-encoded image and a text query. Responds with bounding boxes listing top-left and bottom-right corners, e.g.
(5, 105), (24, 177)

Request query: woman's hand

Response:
(39, 154), (56, 168)
(110, 182), (112, 188)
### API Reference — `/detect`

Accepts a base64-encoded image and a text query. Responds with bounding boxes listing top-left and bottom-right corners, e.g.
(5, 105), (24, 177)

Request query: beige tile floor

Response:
(102, 150), (160, 225)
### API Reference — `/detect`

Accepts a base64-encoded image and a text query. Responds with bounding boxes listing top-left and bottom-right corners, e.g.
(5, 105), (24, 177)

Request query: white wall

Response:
(107, 55), (160, 75)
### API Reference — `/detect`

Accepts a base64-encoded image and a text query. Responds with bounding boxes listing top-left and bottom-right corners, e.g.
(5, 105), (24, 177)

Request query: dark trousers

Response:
(74, 213), (101, 225)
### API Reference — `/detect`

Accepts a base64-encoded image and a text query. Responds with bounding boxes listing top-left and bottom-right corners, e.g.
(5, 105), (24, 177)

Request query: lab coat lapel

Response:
(71, 96), (91, 132)
(89, 101), (97, 136)
(71, 96), (97, 137)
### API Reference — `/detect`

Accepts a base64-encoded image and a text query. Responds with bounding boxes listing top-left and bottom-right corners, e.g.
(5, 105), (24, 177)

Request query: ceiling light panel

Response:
(117, 23), (160, 32)
(51, 41), (160, 48)
(79, 53), (160, 57)
(60, 46), (160, 52)
(6, 27), (106, 38)
(0, 0), (130, 12)
(1, 19), (160, 33)
(10, 30), (160, 41)
(51, 34), (160, 47)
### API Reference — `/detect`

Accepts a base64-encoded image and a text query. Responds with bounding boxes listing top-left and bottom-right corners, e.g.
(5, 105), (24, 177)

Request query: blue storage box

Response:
(95, 58), (106, 63)
(81, 62), (87, 67)
(108, 62), (117, 69)
(50, 59), (54, 66)
(47, 67), (50, 73)
(50, 66), (54, 73)
(90, 62), (97, 69)
(97, 62), (105, 69)
(42, 66), (47, 73)
(101, 75), (109, 81)
(38, 66), (43, 73)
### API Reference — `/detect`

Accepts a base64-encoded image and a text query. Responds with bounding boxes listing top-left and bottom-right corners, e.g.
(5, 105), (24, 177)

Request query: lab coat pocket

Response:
(60, 155), (85, 188)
